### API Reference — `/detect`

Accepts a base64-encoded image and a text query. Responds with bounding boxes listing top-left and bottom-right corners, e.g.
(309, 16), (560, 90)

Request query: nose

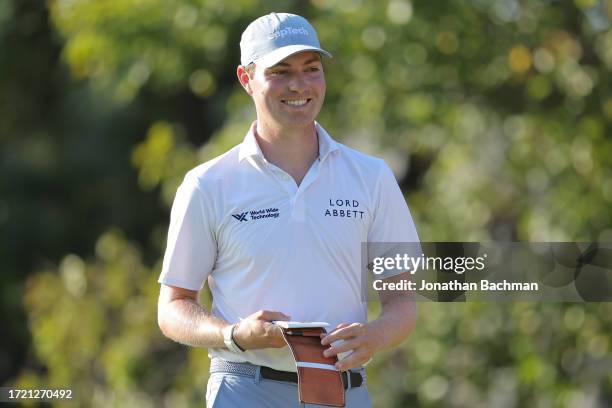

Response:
(287, 71), (308, 92)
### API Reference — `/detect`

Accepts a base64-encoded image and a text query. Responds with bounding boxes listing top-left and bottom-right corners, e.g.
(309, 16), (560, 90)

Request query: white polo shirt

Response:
(159, 122), (420, 371)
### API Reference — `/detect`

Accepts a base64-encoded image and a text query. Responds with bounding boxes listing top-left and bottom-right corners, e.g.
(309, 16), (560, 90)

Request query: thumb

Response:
(258, 310), (291, 322)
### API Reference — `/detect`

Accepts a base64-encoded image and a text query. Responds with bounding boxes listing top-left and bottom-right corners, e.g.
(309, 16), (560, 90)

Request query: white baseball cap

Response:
(240, 12), (332, 68)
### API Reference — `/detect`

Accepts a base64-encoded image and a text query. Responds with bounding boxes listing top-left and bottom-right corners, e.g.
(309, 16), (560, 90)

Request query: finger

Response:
(265, 323), (287, 341)
(336, 350), (370, 371)
(265, 322), (285, 336)
(323, 338), (359, 358)
(320, 322), (349, 339)
(321, 323), (364, 345)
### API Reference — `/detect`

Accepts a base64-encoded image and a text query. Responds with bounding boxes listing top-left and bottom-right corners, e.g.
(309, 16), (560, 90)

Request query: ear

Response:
(237, 65), (253, 95)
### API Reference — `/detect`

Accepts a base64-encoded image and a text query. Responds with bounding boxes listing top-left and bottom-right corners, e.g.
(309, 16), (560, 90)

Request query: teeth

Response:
(284, 99), (308, 106)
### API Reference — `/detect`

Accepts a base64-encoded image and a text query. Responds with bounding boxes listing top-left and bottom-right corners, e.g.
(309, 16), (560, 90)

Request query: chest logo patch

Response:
(232, 207), (280, 222)
(325, 199), (365, 219)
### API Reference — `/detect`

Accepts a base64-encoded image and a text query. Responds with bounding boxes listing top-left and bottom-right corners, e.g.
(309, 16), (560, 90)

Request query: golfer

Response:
(157, 12), (420, 407)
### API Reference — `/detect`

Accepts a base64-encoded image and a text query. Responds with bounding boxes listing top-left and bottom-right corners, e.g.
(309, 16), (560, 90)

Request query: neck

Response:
(254, 120), (319, 186)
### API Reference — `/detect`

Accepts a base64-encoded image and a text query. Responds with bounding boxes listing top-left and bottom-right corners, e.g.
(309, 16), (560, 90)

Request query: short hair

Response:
(244, 63), (256, 78)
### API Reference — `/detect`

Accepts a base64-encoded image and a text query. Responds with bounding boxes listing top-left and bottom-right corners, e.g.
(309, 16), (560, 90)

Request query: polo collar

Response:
(238, 122), (264, 163)
(238, 121), (340, 163)
(315, 121), (341, 162)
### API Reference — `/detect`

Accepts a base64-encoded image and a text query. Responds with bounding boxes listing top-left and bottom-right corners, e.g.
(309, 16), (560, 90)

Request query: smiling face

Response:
(238, 51), (326, 130)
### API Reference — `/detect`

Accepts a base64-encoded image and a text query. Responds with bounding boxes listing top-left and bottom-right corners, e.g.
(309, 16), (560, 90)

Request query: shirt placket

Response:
(264, 159), (322, 222)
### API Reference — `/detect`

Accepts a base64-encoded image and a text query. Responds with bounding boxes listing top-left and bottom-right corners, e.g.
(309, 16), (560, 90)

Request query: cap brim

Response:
(253, 45), (332, 68)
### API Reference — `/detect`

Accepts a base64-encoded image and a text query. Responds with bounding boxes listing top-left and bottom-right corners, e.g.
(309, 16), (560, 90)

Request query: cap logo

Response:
(240, 13), (331, 67)
(268, 26), (309, 40)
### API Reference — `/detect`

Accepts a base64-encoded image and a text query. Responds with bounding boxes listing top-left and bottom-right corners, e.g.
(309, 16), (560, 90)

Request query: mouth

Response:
(281, 98), (312, 107)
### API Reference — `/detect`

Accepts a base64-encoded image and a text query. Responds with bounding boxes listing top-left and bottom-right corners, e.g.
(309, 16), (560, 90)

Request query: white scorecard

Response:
(272, 321), (330, 329)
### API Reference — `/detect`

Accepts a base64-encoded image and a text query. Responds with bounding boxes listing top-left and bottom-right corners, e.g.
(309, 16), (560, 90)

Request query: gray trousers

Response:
(206, 363), (372, 408)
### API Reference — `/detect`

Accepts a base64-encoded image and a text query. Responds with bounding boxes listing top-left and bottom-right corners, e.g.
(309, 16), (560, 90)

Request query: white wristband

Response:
(223, 324), (244, 353)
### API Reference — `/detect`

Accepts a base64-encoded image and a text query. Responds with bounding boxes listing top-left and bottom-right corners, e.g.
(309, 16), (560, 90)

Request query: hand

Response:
(320, 322), (381, 371)
(232, 310), (290, 350)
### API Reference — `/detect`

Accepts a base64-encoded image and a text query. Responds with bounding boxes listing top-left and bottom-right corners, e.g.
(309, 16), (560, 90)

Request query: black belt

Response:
(260, 366), (363, 390)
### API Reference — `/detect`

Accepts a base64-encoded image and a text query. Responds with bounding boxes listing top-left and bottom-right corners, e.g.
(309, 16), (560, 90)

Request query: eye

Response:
(269, 70), (287, 76)
(307, 66), (320, 72)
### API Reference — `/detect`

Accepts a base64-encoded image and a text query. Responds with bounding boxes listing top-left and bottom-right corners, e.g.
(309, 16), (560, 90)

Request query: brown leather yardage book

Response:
(281, 326), (345, 407)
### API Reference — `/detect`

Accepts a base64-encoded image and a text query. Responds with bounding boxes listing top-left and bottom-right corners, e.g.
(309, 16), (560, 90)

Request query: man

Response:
(157, 12), (419, 407)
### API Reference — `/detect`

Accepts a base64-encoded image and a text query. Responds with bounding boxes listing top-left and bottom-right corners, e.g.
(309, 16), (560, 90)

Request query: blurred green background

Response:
(1, 0), (611, 406)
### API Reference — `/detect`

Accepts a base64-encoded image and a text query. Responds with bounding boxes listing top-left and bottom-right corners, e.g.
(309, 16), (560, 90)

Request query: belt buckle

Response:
(340, 370), (363, 390)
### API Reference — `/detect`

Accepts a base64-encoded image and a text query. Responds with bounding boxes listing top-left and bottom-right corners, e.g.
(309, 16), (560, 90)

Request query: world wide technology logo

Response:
(232, 207), (280, 222)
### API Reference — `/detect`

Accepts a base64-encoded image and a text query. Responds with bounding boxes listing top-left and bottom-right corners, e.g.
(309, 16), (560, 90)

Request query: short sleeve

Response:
(158, 175), (217, 291)
(367, 162), (421, 279)
(368, 162), (420, 243)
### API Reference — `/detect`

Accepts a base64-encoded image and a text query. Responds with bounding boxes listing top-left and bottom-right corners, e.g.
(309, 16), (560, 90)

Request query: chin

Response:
(282, 116), (318, 128)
